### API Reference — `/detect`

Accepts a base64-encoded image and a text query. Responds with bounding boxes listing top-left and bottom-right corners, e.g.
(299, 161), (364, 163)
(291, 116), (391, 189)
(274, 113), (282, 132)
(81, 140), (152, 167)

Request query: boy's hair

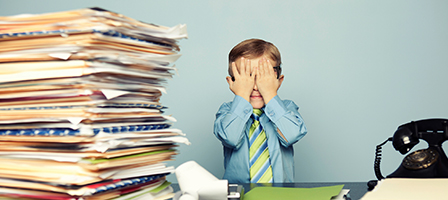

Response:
(228, 38), (282, 77)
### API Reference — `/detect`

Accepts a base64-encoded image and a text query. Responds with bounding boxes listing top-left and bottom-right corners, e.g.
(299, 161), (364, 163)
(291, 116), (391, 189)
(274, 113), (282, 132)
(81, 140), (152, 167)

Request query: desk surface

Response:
(171, 182), (368, 200)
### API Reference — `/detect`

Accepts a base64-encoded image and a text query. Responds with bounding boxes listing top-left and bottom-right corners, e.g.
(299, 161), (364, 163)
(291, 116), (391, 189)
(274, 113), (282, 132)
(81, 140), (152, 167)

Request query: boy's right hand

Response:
(226, 57), (255, 102)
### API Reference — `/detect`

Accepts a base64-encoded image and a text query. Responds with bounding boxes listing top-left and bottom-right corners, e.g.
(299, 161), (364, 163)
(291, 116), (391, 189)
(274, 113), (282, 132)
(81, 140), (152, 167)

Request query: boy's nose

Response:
(253, 83), (258, 91)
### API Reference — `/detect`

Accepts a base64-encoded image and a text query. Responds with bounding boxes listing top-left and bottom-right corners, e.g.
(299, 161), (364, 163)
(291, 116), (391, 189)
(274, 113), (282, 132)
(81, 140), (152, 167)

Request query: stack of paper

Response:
(361, 178), (448, 200)
(0, 7), (189, 200)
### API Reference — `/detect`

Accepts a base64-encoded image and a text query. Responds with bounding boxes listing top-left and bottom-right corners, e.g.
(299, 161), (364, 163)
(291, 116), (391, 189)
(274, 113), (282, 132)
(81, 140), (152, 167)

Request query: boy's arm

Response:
(214, 95), (253, 149)
(264, 95), (307, 147)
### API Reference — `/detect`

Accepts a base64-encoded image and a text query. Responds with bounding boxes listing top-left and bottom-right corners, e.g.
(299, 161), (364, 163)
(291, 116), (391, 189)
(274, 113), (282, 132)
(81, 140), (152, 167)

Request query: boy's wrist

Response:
(234, 91), (250, 102)
(264, 96), (287, 122)
(262, 91), (277, 104)
(231, 95), (253, 118)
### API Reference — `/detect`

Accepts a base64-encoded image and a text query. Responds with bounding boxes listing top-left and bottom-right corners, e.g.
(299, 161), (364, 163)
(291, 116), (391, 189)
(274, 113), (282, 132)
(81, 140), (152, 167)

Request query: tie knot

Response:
(252, 109), (262, 120)
(253, 109), (262, 116)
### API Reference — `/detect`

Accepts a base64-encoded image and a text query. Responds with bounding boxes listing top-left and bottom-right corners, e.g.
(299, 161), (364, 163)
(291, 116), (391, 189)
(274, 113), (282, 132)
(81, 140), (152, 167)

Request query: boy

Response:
(213, 38), (307, 183)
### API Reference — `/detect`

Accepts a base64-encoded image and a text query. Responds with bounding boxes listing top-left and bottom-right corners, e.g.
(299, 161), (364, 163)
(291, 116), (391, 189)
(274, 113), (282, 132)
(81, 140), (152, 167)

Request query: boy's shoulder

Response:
(281, 98), (295, 104)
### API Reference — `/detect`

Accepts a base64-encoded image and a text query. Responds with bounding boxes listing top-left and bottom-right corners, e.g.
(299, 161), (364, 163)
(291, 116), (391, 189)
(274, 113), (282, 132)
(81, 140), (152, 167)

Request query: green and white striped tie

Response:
(249, 109), (273, 183)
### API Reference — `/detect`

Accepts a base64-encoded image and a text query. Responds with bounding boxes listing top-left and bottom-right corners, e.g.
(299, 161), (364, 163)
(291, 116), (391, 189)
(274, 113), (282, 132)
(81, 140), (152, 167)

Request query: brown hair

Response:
(228, 38), (282, 76)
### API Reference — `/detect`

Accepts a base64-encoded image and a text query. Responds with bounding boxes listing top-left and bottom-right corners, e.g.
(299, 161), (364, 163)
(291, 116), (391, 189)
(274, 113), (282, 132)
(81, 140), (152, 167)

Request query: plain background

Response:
(1, 0), (447, 183)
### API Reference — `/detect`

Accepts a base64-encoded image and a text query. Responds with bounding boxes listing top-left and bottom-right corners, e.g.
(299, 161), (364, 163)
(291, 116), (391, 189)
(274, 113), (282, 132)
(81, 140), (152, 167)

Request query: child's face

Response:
(231, 56), (282, 109)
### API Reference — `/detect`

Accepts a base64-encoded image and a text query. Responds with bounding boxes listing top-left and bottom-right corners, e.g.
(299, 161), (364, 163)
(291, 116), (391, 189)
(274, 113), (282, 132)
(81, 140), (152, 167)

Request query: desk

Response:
(171, 182), (368, 200)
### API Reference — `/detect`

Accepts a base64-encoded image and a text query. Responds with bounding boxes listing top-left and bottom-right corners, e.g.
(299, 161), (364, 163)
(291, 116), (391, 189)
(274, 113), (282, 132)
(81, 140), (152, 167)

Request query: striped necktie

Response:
(249, 109), (273, 183)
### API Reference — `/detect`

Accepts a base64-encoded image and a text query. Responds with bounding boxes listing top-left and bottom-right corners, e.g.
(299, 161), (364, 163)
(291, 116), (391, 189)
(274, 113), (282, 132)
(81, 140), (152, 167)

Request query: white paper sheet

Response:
(175, 161), (227, 200)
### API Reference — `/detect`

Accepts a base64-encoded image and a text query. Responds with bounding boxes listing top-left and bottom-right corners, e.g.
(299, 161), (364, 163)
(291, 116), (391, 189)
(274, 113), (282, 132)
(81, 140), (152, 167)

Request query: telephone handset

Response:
(374, 118), (448, 180)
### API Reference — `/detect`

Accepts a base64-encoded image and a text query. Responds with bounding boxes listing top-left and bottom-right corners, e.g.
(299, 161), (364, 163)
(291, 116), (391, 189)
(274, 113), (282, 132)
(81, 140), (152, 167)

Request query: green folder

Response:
(243, 184), (344, 200)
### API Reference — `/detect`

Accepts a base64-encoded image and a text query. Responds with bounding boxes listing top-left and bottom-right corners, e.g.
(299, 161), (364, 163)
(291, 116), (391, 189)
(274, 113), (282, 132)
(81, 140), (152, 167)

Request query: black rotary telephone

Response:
(373, 118), (448, 181)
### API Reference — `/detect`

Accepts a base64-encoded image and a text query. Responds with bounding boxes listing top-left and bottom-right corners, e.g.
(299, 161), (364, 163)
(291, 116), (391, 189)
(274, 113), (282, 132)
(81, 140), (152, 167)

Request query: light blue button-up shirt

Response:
(214, 95), (307, 183)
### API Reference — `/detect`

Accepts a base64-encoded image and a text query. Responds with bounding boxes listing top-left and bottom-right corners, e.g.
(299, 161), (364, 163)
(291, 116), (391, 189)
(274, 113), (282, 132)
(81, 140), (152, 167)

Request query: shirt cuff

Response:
(264, 95), (287, 122)
(230, 95), (253, 119)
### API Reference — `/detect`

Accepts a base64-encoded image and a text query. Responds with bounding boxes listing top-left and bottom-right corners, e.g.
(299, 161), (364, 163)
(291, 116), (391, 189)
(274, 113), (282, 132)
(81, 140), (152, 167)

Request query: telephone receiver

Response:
(374, 118), (448, 180)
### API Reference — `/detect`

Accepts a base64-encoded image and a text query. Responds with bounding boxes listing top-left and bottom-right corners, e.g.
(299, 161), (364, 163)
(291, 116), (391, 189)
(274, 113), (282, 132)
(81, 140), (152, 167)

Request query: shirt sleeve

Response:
(264, 95), (308, 147)
(214, 95), (253, 150)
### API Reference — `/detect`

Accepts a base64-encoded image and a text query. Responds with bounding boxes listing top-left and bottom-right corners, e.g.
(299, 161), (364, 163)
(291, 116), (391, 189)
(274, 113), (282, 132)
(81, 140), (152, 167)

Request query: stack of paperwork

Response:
(361, 178), (448, 200)
(0, 7), (189, 200)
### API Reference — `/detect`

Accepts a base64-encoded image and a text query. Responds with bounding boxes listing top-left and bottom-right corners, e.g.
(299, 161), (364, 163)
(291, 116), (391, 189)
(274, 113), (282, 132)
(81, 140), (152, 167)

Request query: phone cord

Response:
(374, 137), (392, 180)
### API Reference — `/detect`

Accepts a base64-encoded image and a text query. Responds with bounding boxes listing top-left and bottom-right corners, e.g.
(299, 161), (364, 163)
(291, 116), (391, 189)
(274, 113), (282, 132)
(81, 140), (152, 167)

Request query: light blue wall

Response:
(1, 0), (447, 183)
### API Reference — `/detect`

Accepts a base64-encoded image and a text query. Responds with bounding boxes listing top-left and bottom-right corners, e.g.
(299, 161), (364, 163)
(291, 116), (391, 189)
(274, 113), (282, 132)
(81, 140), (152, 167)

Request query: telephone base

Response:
(367, 180), (378, 191)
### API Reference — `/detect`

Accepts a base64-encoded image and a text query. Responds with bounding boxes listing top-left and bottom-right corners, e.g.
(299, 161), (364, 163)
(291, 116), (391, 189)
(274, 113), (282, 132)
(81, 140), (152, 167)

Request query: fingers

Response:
(265, 57), (275, 76)
(231, 62), (239, 78)
(242, 57), (252, 77)
(234, 57), (255, 80)
(257, 58), (265, 77)
(235, 57), (276, 79)
(257, 57), (275, 78)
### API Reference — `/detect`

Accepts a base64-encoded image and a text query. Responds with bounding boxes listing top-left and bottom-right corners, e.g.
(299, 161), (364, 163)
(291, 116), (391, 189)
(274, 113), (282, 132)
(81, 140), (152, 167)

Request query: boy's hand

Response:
(226, 57), (255, 102)
(255, 57), (280, 104)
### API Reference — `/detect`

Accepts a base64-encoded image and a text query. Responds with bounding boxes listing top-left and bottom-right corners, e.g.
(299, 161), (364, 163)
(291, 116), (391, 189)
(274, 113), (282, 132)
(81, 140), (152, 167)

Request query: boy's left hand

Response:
(255, 57), (282, 104)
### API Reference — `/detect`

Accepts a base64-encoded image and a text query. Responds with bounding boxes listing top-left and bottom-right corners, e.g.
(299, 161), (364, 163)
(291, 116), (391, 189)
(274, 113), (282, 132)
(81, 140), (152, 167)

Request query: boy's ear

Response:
(226, 76), (233, 84)
(278, 75), (285, 89)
